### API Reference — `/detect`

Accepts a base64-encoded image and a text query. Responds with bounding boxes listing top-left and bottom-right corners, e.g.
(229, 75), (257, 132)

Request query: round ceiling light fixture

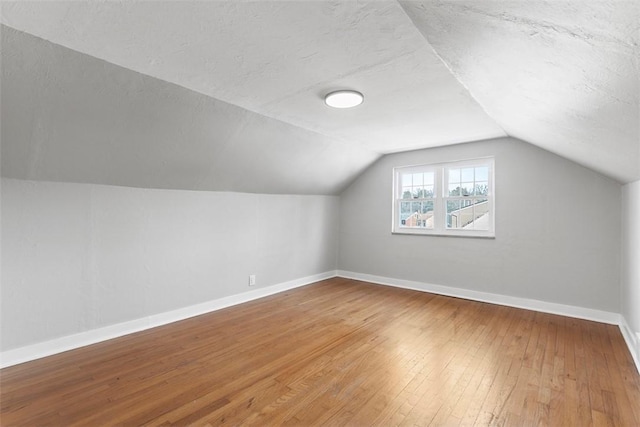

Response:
(324, 90), (364, 109)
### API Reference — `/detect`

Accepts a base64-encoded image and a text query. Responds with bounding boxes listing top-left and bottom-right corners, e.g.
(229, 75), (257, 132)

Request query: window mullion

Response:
(438, 167), (444, 233)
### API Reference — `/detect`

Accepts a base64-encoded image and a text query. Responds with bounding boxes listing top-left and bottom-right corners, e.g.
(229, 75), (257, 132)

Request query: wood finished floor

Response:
(1, 277), (639, 426)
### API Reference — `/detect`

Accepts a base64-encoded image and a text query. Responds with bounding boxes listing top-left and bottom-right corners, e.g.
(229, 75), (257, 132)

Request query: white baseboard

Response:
(337, 270), (619, 324)
(337, 270), (640, 374)
(0, 270), (337, 369)
(619, 316), (640, 374)
(4, 270), (639, 376)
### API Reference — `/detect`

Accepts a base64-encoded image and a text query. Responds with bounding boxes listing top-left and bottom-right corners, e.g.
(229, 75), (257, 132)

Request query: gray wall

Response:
(1, 25), (379, 195)
(622, 180), (640, 338)
(1, 178), (339, 351)
(338, 137), (621, 312)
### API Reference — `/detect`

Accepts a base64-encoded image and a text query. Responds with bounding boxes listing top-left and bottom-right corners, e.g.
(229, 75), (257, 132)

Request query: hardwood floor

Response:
(1, 277), (639, 426)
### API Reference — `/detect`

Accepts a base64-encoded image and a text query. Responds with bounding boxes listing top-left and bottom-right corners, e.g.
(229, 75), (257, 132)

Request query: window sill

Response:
(391, 230), (495, 239)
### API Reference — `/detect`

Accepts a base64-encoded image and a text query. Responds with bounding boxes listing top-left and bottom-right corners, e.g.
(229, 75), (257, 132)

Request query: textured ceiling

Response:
(1, 1), (638, 194)
(401, 0), (639, 183)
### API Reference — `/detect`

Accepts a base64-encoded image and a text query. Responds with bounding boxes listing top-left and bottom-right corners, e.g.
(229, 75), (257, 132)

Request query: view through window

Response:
(393, 158), (494, 237)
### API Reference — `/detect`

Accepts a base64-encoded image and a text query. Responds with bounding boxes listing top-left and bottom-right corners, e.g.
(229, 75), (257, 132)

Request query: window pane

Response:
(412, 173), (424, 186)
(448, 184), (460, 196)
(446, 200), (461, 228)
(424, 172), (434, 185)
(421, 201), (434, 228)
(467, 198), (490, 230)
(402, 187), (412, 199)
(461, 182), (474, 196)
(475, 166), (488, 182)
(474, 181), (489, 196)
(459, 202), (475, 228)
(412, 186), (434, 199)
(423, 185), (434, 198)
(461, 167), (474, 182)
(402, 201), (434, 228)
(399, 201), (411, 226)
(402, 174), (413, 187)
(448, 168), (460, 184)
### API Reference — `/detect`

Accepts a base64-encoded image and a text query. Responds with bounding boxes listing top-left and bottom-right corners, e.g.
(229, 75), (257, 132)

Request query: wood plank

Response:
(1, 278), (639, 426)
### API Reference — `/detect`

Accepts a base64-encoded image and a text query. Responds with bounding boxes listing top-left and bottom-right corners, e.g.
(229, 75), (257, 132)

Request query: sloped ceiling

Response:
(1, 1), (638, 195)
(1, 26), (380, 194)
(401, 0), (639, 183)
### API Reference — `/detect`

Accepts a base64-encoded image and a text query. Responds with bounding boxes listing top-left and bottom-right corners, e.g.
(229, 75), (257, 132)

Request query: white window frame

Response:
(392, 157), (495, 238)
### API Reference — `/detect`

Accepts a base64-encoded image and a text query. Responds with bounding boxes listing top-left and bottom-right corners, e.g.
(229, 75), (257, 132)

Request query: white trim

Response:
(5, 270), (638, 376)
(619, 315), (640, 374)
(337, 270), (619, 325)
(0, 270), (337, 369)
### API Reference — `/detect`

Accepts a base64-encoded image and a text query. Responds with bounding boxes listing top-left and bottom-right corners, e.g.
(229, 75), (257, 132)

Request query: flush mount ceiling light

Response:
(324, 90), (364, 108)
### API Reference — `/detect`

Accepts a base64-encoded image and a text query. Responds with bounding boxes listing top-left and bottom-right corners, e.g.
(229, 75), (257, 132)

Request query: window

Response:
(393, 158), (494, 237)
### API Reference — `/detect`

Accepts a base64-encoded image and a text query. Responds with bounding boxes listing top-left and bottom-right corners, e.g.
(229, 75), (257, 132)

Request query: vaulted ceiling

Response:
(1, 1), (638, 194)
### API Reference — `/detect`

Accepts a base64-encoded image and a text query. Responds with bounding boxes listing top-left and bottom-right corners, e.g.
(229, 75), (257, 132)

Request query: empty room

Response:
(1, 1), (639, 425)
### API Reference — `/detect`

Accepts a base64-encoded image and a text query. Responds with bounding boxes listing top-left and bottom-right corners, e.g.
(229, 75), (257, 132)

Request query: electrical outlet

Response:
(248, 275), (256, 286)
